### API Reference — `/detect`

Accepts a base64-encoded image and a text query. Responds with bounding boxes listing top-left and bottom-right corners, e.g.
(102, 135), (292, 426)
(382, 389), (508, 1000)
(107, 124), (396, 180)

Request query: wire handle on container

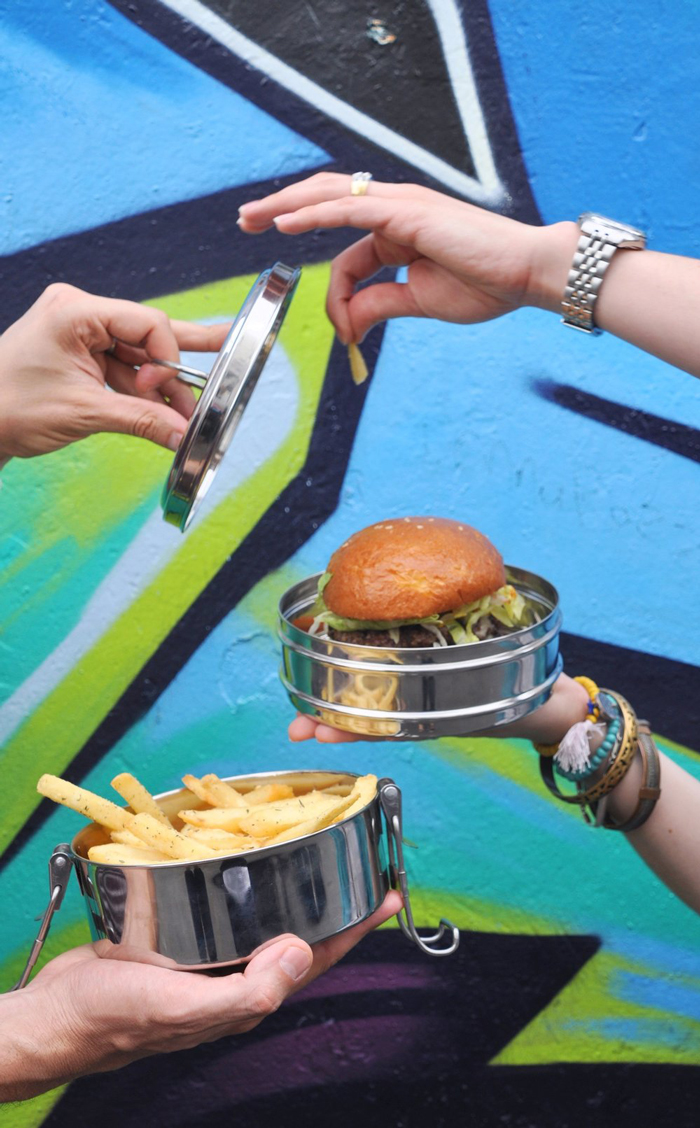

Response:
(11, 844), (74, 991)
(378, 780), (460, 957)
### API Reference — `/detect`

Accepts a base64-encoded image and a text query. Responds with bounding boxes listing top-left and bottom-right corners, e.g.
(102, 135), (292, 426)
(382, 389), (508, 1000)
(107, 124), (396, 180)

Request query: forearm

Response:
(532, 222), (700, 380)
(604, 749), (700, 915)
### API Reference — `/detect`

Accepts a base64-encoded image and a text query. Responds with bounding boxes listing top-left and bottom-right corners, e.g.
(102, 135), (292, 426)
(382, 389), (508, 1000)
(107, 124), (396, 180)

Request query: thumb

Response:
(236, 939), (313, 1019)
(90, 389), (188, 452)
(346, 281), (424, 343)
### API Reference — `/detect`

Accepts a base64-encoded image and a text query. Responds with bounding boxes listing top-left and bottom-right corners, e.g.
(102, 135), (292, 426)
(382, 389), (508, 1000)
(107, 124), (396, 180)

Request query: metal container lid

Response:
(161, 261), (301, 531)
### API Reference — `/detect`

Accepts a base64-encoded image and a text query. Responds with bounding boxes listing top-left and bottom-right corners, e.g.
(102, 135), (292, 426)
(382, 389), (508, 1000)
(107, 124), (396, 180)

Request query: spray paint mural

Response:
(1, 0), (700, 1123)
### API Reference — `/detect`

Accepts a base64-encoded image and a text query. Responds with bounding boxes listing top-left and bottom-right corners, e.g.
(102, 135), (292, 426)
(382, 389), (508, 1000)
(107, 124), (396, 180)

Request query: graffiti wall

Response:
(1, 1), (700, 1123)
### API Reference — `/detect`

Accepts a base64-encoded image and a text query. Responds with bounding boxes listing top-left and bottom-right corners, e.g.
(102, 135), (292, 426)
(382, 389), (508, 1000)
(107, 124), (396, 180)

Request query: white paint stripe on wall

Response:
(163, 0), (505, 204)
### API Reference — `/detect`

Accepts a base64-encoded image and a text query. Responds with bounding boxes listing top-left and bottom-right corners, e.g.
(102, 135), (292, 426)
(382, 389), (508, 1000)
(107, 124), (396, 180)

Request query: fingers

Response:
(238, 171), (431, 233)
(86, 386), (188, 452)
(105, 359), (196, 421)
(342, 282), (426, 343)
(170, 319), (231, 354)
(326, 235), (421, 342)
(198, 938), (314, 1028)
(288, 715), (360, 743)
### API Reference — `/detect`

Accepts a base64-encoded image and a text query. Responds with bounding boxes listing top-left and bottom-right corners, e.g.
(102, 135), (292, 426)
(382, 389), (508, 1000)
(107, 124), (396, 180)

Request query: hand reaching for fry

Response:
(238, 171), (578, 345)
(0, 890), (402, 1102)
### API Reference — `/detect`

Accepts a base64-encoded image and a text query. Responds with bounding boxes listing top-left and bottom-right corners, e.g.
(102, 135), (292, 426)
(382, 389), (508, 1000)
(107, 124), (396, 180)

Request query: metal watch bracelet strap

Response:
(561, 214), (646, 334)
(561, 232), (617, 333)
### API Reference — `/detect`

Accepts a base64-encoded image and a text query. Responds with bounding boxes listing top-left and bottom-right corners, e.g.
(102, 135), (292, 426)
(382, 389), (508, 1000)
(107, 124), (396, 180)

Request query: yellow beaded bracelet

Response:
(534, 674), (601, 757)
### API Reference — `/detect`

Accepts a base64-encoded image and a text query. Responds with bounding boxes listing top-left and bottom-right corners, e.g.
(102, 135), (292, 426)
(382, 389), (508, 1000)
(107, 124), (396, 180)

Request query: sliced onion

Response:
(422, 623), (448, 647)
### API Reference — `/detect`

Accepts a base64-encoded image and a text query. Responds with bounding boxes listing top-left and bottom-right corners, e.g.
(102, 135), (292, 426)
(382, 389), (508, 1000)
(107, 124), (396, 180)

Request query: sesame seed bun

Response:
(324, 517), (506, 621)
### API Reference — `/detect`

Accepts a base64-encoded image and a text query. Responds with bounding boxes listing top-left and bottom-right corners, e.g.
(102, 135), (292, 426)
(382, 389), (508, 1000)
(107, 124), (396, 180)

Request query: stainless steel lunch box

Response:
(12, 771), (458, 990)
(279, 567), (563, 739)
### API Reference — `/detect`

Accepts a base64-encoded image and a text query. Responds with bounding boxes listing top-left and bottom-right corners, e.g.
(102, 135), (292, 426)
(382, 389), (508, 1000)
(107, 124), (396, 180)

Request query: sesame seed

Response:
(416, 524), (423, 528)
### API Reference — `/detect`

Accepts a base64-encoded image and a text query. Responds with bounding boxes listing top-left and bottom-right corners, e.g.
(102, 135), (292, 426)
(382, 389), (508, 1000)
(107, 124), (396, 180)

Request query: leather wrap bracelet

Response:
(594, 721), (661, 832)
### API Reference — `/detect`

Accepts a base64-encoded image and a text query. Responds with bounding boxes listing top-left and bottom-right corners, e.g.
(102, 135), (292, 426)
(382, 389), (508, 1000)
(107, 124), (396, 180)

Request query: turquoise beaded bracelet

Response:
(554, 718), (621, 782)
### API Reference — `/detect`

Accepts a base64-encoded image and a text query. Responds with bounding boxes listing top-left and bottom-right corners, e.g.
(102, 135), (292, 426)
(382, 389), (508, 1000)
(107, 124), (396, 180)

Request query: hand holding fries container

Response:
(279, 567), (563, 739)
(13, 772), (458, 989)
(161, 262), (300, 531)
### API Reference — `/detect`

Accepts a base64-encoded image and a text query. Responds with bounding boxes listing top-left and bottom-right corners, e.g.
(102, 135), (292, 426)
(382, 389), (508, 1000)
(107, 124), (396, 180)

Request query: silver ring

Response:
(350, 171), (373, 196)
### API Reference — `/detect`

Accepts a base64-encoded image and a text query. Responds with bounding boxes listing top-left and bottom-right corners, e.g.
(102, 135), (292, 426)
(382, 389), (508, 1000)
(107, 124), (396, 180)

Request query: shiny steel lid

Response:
(161, 261), (301, 531)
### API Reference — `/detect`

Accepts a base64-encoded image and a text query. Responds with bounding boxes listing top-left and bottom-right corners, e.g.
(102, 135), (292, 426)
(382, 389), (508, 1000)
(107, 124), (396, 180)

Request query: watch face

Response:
(578, 212), (646, 246)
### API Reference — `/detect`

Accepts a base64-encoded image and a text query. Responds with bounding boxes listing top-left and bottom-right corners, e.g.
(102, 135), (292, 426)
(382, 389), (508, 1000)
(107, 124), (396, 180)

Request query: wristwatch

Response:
(561, 213), (646, 334)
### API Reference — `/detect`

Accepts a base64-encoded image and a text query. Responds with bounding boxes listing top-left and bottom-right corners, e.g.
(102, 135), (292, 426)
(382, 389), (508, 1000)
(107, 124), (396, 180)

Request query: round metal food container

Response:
(278, 567), (563, 740)
(11, 772), (458, 988)
(160, 261), (300, 531)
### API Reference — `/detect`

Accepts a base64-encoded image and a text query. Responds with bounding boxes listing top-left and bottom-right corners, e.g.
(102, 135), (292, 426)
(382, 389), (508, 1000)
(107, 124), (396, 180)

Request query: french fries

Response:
(130, 813), (219, 861)
(110, 772), (171, 826)
(37, 774), (134, 835)
(87, 844), (170, 865)
(36, 769), (378, 866)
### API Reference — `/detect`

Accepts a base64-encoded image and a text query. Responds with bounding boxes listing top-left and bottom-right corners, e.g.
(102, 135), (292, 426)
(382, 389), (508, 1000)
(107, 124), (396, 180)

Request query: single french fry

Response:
(267, 791), (358, 845)
(88, 844), (171, 865)
(179, 807), (253, 832)
(111, 829), (149, 848)
(110, 772), (171, 826)
(318, 783), (353, 796)
(180, 826), (256, 852)
(332, 774), (378, 822)
(237, 795), (341, 839)
(37, 774), (133, 834)
(179, 794), (329, 833)
(348, 342), (369, 385)
(200, 774), (247, 808)
(130, 813), (218, 861)
(243, 783), (295, 806)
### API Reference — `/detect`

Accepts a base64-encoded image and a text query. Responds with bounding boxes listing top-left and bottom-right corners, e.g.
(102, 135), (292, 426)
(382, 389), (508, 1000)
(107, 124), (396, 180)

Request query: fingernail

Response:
(279, 946), (312, 981)
(168, 432), (182, 452)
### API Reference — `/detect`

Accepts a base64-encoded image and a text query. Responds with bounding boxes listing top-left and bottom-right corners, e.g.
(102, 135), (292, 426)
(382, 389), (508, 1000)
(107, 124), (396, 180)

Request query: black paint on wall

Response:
(43, 929), (612, 1128)
(108, 0), (541, 221)
(534, 379), (700, 464)
(204, 0), (478, 176)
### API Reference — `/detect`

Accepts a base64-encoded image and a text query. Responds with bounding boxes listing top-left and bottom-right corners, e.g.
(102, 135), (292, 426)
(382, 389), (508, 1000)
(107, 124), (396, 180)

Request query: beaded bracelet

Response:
(534, 675), (601, 759)
(554, 716), (621, 782)
(539, 690), (639, 822)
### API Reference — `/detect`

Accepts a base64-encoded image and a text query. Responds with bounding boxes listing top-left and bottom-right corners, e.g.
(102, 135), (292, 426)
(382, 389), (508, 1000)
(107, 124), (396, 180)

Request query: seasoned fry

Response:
(200, 774), (247, 808)
(111, 829), (150, 848)
(334, 774), (378, 821)
(243, 783), (295, 806)
(237, 795), (341, 839)
(267, 791), (357, 845)
(179, 806), (254, 833)
(182, 773), (245, 810)
(110, 772), (171, 826)
(37, 774), (133, 834)
(180, 826), (256, 852)
(130, 813), (218, 861)
(87, 844), (171, 865)
(348, 342), (369, 385)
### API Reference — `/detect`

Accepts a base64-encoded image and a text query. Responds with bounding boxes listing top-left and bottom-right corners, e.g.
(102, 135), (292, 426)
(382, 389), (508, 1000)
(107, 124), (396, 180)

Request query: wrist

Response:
(0, 983), (94, 1101)
(526, 221), (580, 314)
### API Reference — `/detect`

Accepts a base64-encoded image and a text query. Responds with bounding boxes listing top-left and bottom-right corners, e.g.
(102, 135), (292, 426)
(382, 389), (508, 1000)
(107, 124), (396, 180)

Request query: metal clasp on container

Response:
(378, 779), (459, 957)
(10, 844), (74, 991)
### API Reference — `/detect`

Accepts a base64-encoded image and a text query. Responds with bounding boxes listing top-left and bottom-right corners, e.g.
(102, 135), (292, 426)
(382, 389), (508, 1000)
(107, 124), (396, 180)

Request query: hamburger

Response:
(303, 517), (533, 648)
